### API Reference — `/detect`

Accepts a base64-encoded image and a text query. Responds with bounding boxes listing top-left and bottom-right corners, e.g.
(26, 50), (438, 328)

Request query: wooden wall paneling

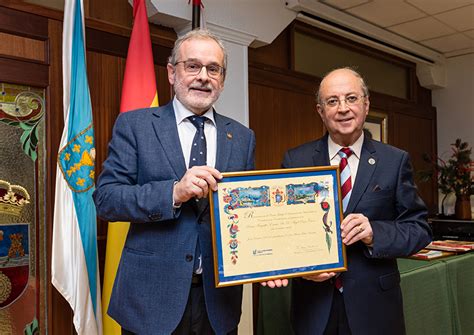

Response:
(249, 66), (317, 96)
(149, 25), (178, 47)
(1, 1), (63, 20)
(86, 27), (130, 59)
(0, 5), (48, 39)
(389, 99), (434, 119)
(87, 50), (126, 278)
(408, 67), (417, 101)
(416, 77), (434, 108)
(0, 32), (46, 62)
(392, 112), (437, 212)
(152, 43), (175, 66)
(249, 67), (322, 170)
(368, 89), (436, 144)
(0, 56), (49, 87)
(83, 16), (175, 50)
(0, 57), (48, 87)
(85, 0), (176, 48)
(87, 0), (133, 28)
(86, 27), (172, 67)
(294, 22), (415, 74)
(368, 92), (391, 113)
(156, 65), (173, 105)
(289, 21), (296, 71)
(249, 28), (292, 70)
(87, 51), (124, 179)
(250, 85), (322, 169)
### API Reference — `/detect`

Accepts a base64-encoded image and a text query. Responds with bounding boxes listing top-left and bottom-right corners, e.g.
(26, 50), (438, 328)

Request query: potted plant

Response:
(420, 139), (473, 219)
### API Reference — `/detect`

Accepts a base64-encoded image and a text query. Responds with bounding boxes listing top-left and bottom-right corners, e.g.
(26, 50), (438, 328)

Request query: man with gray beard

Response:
(94, 29), (255, 335)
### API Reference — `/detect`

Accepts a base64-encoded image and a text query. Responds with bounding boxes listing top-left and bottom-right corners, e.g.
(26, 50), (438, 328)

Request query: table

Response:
(257, 253), (474, 335)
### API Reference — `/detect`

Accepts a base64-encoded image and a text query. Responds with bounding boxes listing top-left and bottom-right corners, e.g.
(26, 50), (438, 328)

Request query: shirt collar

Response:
(173, 97), (216, 126)
(328, 132), (364, 161)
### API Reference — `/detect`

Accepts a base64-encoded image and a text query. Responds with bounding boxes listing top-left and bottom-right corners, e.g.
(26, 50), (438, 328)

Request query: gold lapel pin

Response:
(227, 132), (233, 139)
(368, 158), (376, 165)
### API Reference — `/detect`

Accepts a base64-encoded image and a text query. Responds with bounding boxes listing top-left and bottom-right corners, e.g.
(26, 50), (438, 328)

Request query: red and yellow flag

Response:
(102, 0), (158, 333)
(120, 0), (159, 112)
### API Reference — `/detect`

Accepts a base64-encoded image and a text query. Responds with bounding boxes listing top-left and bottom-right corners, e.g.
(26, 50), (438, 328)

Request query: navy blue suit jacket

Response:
(93, 102), (255, 334)
(283, 134), (431, 335)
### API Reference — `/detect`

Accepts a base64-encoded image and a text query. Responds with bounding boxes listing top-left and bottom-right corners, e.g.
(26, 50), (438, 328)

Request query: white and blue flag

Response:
(52, 0), (102, 334)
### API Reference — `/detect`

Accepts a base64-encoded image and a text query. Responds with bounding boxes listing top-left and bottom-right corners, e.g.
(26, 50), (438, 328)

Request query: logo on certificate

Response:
(253, 249), (273, 256)
(271, 187), (286, 206)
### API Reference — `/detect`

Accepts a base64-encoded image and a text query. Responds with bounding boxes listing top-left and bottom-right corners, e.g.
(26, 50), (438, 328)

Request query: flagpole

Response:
(192, 0), (201, 29)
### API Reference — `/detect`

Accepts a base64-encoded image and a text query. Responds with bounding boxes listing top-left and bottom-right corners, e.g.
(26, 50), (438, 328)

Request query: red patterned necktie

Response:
(335, 147), (353, 292)
(338, 147), (353, 212)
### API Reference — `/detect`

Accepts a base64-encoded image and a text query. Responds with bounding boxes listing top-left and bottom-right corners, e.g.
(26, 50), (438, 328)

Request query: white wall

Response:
(432, 54), (474, 216)
(214, 36), (250, 127)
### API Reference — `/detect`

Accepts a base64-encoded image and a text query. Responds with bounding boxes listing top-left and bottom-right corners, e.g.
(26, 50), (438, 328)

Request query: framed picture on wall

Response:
(365, 111), (388, 143)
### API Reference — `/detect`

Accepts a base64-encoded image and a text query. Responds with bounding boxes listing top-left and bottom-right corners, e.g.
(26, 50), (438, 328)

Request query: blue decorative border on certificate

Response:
(211, 168), (345, 286)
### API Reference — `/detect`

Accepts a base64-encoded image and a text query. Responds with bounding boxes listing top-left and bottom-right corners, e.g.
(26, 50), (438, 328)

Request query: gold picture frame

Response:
(209, 166), (347, 287)
(365, 111), (388, 143)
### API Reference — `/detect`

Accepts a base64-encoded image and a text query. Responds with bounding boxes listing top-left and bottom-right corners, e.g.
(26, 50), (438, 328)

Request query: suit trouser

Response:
(122, 275), (238, 335)
(323, 287), (351, 335)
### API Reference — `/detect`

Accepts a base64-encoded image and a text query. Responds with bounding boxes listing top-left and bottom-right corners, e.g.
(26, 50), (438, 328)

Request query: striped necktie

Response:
(338, 147), (353, 212)
(335, 147), (353, 292)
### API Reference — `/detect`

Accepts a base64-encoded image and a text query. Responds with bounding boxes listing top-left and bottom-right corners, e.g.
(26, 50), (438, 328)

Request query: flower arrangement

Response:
(420, 139), (473, 216)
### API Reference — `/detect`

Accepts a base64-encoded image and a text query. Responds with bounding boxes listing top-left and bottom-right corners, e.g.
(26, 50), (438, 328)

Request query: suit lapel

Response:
(214, 111), (233, 172)
(313, 134), (331, 166)
(151, 103), (187, 178)
(345, 138), (377, 214)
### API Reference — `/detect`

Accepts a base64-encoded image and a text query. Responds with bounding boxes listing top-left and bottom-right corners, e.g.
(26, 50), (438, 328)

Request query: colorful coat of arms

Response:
(0, 223), (29, 309)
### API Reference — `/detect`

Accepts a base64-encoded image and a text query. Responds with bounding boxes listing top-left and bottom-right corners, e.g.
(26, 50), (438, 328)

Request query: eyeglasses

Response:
(321, 94), (366, 108)
(174, 60), (225, 79)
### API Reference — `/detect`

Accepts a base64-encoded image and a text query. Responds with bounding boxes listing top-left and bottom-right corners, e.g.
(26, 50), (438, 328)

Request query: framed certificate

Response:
(209, 166), (347, 287)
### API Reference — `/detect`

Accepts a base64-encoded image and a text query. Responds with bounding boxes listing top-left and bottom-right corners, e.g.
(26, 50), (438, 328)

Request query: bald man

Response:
(283, 68), (431, 335)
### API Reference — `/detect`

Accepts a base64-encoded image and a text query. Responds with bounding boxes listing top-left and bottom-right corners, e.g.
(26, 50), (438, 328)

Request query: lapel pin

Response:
(368, 158), (376, 165)
(227, 132), (233, 139)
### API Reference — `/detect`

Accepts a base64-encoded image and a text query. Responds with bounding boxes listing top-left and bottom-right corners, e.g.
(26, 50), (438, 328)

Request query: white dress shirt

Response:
(328, 132), (364, 185)
(173, 97), (218, 274)
(173, 97), (217, 169)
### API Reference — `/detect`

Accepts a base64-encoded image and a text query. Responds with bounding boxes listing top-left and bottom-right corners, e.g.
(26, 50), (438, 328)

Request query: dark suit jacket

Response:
(93, 102), (255, 334)
(282, 134), (431, 335)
